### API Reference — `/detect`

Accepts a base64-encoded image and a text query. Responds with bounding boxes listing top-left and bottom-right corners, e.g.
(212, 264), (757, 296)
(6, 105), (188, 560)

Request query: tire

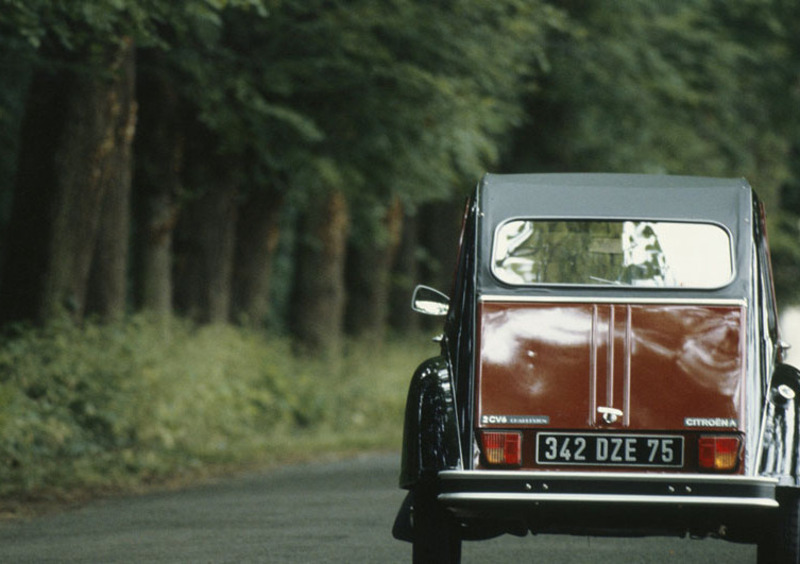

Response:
(759, 489), (800, 563)
(411, 486), (462, 564)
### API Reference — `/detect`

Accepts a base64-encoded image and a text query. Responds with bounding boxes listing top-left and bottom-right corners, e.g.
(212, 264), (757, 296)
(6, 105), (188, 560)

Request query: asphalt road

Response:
(0, 453), (757, 563)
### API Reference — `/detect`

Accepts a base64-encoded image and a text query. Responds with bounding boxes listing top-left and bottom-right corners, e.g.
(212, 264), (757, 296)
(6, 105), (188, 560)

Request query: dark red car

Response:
(394, 174), (800, 563)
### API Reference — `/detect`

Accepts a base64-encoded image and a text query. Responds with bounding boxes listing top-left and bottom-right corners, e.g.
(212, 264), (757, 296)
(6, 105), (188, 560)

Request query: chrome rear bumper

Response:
(438, 470), (778, 510)
(437, 470), (778, 539)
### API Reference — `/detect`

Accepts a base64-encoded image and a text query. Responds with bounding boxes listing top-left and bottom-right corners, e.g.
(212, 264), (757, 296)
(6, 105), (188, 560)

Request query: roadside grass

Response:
(0, 315), (440, 511)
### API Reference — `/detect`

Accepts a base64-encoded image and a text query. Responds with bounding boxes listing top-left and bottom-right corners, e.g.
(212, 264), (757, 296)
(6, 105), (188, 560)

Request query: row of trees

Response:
(0, 0), (798, 354)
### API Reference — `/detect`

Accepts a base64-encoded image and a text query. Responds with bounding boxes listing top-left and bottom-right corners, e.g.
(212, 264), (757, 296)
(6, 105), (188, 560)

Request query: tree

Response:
(85, 39), (137, 321)
(260, 0), (560, 351)
(153, 2), (322, 327)
(388, 208), (421, 332)
(345, 198), (403, 340)
(231, 186), (284, 327)
(132, 56), (185, 316)
(290, 188), (350, 355)
(0, 3), (145, 322)
(712, 0), (800, 303)
(0, 0), (273, 324)
(3, 0), (798, 339)
(508, 0), (790, 184)
(173, 131), (239, 324)
(0, 37), (137, 323)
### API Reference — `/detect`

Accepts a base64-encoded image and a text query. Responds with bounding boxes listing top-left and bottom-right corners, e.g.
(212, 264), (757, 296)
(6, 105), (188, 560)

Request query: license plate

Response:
(536, 433), (684, 467)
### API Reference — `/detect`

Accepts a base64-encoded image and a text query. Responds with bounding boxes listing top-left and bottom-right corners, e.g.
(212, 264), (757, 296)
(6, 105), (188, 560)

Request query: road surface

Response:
(0, 453), (757, 563)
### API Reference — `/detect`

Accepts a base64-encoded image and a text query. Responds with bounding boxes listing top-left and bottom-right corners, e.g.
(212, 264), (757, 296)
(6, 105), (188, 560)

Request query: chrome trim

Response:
(597, 406), (623, 424)
(438, 469), (778, 485)
(479, 295), (747, 306)
(606, 306), (615, 408)
(439, 492), (778, 508)
(589, 305), (598, 425)
(623, 305), (632, 426)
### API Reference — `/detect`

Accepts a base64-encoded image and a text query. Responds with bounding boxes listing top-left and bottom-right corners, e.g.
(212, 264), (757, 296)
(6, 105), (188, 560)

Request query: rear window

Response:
(492, 220), (733, 289)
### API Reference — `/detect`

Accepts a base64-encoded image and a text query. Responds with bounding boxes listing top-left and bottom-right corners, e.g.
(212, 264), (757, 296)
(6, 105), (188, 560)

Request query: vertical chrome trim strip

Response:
(590, 305), (598, 426)
(624, 305), (632, 427)
(607, 305), (615, 407)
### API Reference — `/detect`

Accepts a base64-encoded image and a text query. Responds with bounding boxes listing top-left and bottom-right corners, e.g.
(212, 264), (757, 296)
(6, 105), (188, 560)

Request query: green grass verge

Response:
(0, 315), (439, 507)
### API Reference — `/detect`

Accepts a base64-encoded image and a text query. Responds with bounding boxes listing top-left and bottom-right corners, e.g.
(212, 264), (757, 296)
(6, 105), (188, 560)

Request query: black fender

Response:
(398, 356), (461, 490)
(760, 363), (800, 487)
(394, 356), (462, 542)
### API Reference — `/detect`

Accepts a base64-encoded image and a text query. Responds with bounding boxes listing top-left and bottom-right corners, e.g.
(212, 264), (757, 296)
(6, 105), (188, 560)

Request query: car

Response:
(392, 173), (800, 563)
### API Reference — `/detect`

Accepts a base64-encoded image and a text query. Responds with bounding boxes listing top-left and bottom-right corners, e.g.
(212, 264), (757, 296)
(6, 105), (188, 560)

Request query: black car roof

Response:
(475, 173), (754, 299)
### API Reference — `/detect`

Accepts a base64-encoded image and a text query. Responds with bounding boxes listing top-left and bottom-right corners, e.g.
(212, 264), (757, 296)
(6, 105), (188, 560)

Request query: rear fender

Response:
(759, 363), (800, 486)
(399, 356), (461, 489)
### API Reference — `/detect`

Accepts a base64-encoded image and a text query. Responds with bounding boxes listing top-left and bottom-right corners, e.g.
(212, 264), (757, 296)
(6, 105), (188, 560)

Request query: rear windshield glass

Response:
(492, 220), (733, 288)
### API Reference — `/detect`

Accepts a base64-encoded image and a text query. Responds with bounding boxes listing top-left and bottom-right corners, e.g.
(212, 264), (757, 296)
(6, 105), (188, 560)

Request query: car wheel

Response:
(759, 489), (800, 564)
(411, 486), (461, 564)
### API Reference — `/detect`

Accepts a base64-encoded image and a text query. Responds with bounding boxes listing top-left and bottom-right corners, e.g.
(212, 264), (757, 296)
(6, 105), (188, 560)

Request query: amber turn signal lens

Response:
(482, 431), (522, 466)
(698, 436), (740, 471)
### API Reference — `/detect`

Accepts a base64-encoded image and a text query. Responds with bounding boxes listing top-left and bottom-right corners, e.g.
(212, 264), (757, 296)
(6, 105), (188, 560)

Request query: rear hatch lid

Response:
(477, 300), (746, 432)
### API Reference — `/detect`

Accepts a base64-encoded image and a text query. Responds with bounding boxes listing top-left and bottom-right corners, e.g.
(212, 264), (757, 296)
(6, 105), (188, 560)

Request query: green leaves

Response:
(0, 316), (422, 497)
(1, 0), (561, 209)
(517, 0), (792, 182)
(188, 0), (561, 204)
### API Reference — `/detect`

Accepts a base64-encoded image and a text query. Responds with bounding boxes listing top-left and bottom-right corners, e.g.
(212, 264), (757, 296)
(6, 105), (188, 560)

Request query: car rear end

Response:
(438, 297), (777, 539)
(441, 178), (780, 538)
(397, 175), (800, 563)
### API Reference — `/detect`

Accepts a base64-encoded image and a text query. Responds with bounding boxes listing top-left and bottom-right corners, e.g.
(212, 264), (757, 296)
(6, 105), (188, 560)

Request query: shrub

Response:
(0, 316), (430, 499)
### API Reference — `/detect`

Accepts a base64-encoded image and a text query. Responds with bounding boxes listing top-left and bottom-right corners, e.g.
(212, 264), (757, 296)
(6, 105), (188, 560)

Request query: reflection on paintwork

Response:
(480, 307), (593, 401)
(480, 307), (592, 366)
(634, 307), (743, 396)
(677, 313), (742, 393)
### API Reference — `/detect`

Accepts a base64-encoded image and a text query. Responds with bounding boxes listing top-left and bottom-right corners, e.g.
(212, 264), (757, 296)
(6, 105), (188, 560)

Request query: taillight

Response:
(698, 436), (741, 471)
(482, 431), (522, 466)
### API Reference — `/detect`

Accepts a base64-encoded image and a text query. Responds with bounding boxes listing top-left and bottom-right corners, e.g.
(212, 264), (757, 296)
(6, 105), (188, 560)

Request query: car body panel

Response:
(477, 301), (746, 436)
(399, 356), (462, 489)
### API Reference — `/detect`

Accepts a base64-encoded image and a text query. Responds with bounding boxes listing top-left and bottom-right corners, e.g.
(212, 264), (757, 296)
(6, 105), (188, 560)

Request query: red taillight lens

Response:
(698, 436), (740, 471)
(482, 431), (522, 466)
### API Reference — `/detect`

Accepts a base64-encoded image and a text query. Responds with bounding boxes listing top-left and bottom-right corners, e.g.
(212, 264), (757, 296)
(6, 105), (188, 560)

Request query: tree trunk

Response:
(419, 199), (462, 293)
(290, 188), (349, 355)
(174, 151), (238, 324)
(132, 60), (184, 317)
(345, 198), (403, 341)
(415, 199), (463, 332)
(0, 40), (135, 324)
(138, 190), (179, 315)
(389, 208), (420, 332)
(86, 40), (137, 321)
(0, 71), (62, 324)
(231, 188), (284, 328)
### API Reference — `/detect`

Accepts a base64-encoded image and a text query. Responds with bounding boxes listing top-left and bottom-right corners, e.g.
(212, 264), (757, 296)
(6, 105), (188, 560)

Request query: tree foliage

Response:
(0, 0), (799, 334)
(511, 0), (790, 183)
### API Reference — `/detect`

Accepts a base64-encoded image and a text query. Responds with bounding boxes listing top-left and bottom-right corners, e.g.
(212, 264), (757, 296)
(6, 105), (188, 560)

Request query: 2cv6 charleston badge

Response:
(393, 174), (800, 563)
